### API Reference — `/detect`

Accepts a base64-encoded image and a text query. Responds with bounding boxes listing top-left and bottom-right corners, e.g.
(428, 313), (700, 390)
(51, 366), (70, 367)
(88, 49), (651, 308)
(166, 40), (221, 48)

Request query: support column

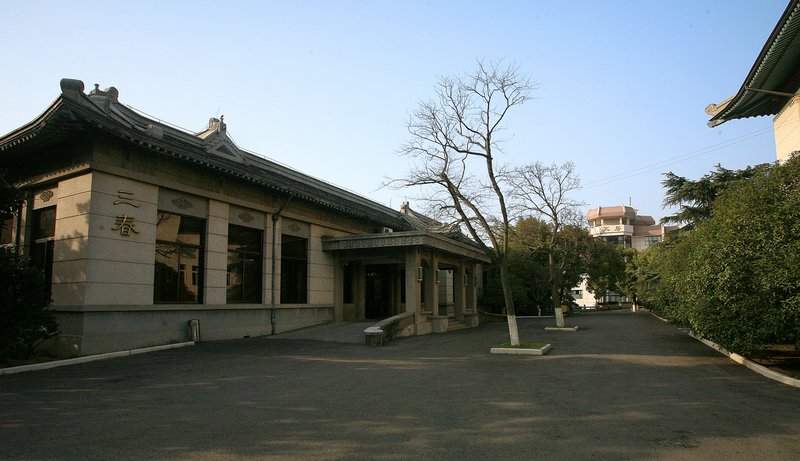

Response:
(454, 261), (466, 322)
(403, 248), (421, 336)
(466, 265), (477, 312)
(423, 252), (439, 316)
(205, 200), (230, 305)
(464, 263), (479, 326)
(267, 215), (281, 333)
(404, 248), (420, 315)
(355, 263), (366, 320)
(333, 257), (344, 321)
(426, 252), (447, 333)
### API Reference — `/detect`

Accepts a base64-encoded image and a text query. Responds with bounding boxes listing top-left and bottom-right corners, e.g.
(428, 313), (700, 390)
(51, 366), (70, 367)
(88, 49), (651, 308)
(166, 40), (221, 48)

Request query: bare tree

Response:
(509, 161), (585, 327)
(390, 60), (535, 346)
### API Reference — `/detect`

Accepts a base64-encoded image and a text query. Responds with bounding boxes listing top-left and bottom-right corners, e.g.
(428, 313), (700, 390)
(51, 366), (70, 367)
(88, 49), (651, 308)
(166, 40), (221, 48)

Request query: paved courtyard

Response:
(1, 311), (799, 460)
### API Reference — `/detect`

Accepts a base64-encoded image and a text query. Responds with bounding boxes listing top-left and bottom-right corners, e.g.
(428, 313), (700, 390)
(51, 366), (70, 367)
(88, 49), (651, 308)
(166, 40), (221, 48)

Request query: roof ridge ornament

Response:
(199, 116), (241, 159)
(208, 116), (226, 134)
(85, 82), (120, 116)
(60, 78), (85, 100)
(88, 83), (119, 102)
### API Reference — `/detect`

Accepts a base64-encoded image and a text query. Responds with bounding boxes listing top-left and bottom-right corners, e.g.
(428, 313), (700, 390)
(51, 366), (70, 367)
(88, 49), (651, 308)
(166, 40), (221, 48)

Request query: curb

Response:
(490, 344), (552, 355)
(544, 326), (580, 332)
(649, 311), (669, 323)
(0, 342), (195, 376)
(687, 332), (800, 388)
(650, 312), (799, 388)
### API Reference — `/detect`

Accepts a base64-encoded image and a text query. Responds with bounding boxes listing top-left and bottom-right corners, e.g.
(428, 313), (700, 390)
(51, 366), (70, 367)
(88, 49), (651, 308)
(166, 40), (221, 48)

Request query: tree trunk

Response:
(498, 258), (520, 346)
(549, 251), (565, 327)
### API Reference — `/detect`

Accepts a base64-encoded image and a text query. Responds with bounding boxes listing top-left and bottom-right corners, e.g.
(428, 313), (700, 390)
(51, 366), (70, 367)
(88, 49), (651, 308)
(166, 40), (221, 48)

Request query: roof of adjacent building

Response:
(0, 79), (410, 230)
(633, 225), (673, 237)
(706, 0), (800, 126)
(587, 205), (656, 226)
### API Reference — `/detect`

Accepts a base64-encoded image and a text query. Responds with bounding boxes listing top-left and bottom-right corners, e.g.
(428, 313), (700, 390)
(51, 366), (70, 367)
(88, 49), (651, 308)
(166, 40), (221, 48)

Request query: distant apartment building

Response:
(587, 206), (675, 251)
(573, 205), (676, 308)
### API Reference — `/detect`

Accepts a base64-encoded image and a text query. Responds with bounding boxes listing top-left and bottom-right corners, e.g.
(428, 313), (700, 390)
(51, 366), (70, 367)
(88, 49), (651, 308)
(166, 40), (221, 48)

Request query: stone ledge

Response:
(490, 344), (552, 355)
(545, 326), (580, 332)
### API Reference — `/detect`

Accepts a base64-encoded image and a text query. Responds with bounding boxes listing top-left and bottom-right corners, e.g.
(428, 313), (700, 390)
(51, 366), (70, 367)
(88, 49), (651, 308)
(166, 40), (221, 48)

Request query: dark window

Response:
(400, 269), (406, 304)
(227, 225), (263, 303)
(601, 235), (631, 248)
(154, 212), (204, 304)
(343, 262), (354, 304)
(644, 236), (661, 247)
(30, 207), (56, 300)
(32, 207), (56, 240)
(1, 216), (14, 246)
(280, 234), (307, 304)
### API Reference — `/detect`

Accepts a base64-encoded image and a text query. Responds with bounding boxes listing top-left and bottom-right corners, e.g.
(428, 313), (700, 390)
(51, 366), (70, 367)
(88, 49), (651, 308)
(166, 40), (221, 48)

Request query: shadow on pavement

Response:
(1, 312), (798, 460)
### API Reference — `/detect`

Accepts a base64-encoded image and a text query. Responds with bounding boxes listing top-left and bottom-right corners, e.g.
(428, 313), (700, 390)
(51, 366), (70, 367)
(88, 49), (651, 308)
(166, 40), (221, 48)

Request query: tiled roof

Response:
(0, 79), (410, 230)
(587, 206), (637, 220)
(707, 0), (800, 126)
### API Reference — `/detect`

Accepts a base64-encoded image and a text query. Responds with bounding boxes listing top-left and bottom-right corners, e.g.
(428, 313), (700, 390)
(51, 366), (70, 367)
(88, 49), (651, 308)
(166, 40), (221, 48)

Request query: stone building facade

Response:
(0, 79), (487, 356)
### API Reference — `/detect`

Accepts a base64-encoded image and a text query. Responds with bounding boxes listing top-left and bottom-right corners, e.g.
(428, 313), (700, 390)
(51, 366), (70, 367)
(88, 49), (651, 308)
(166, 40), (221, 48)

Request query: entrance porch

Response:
(322, 231), (489, 340)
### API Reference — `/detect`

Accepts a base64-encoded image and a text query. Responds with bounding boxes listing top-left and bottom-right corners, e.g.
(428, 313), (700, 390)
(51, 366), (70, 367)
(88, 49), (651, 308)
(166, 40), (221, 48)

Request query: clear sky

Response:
(0, 0), (789, 221)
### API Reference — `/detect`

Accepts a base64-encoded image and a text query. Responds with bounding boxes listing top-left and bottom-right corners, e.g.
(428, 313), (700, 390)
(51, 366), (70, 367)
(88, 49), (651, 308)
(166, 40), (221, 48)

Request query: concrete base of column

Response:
(429, 315), (448, 333)
(463, 313), (480, 327)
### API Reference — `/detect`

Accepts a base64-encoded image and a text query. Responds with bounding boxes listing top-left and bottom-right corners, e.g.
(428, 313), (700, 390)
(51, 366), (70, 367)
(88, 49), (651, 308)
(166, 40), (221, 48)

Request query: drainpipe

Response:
(15, 190), (31, 255)
(270, 196), (292, 335)
(14, 198), (24, 253)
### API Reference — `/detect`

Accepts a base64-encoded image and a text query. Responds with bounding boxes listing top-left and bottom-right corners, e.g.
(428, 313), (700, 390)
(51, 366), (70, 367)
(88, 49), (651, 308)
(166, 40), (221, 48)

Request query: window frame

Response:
(30, 206), (56, 300)
(280, 234), (308, 304)
(226, 224), (264, 304)
(154, 211), (205, 304)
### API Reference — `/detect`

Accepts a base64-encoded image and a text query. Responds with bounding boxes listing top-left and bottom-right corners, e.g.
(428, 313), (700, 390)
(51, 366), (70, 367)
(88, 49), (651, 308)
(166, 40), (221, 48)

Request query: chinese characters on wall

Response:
(111, 190), (140, 237)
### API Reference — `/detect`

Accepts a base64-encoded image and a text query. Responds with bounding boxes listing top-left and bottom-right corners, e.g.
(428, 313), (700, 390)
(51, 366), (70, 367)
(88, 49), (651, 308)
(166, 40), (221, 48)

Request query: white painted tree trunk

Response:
(499, 260), (520, 346)
(554, 306), (565, 327)
(506, 314), (520, 346)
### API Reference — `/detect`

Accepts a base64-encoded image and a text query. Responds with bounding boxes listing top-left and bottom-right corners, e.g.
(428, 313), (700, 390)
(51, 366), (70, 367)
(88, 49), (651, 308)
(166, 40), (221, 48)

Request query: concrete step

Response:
(447, 318), (468, 331)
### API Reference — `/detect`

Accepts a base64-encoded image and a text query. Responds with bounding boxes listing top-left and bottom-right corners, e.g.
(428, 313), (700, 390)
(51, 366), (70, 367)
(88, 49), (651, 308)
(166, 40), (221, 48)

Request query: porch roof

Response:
(322, 231), (492, 263)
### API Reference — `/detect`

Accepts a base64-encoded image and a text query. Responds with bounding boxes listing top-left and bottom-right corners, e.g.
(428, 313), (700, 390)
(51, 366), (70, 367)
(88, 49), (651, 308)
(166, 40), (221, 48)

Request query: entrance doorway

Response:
(365, 265), (392, 319)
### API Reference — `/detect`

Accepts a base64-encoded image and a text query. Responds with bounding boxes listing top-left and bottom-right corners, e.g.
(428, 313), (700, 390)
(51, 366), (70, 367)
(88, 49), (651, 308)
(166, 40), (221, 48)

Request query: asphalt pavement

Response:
(1, 311), (798, 460)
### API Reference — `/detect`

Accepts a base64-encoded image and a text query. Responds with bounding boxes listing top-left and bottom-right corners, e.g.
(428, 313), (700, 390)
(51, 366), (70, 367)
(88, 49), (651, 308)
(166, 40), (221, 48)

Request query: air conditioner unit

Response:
(380, 227), (394, 234)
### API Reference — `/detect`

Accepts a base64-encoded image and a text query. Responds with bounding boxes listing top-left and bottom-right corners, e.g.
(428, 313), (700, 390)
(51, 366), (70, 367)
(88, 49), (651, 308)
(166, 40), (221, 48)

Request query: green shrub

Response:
(654, 157), (800, 355)
(0, 252), (59, 364)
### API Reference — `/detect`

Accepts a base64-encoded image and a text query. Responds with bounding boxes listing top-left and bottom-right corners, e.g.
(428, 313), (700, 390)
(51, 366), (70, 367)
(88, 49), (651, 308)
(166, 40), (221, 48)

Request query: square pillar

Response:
(404, 247), (421, 315)
(423, 252), (439, 316)
(465, 265), (477, 313)
(205, 200), (229, 305)
(266, 214), (282, 310)
(355, 263), (366, 320)
(464, 263), (480, 326)
(454, 261), (466, 322)
(333, 257), (344, 321)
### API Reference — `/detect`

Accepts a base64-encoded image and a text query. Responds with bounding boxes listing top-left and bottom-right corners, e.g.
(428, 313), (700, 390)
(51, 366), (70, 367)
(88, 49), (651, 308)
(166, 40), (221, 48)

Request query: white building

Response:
(587, 206), (675, 251)
(573, 205), (676, 308)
